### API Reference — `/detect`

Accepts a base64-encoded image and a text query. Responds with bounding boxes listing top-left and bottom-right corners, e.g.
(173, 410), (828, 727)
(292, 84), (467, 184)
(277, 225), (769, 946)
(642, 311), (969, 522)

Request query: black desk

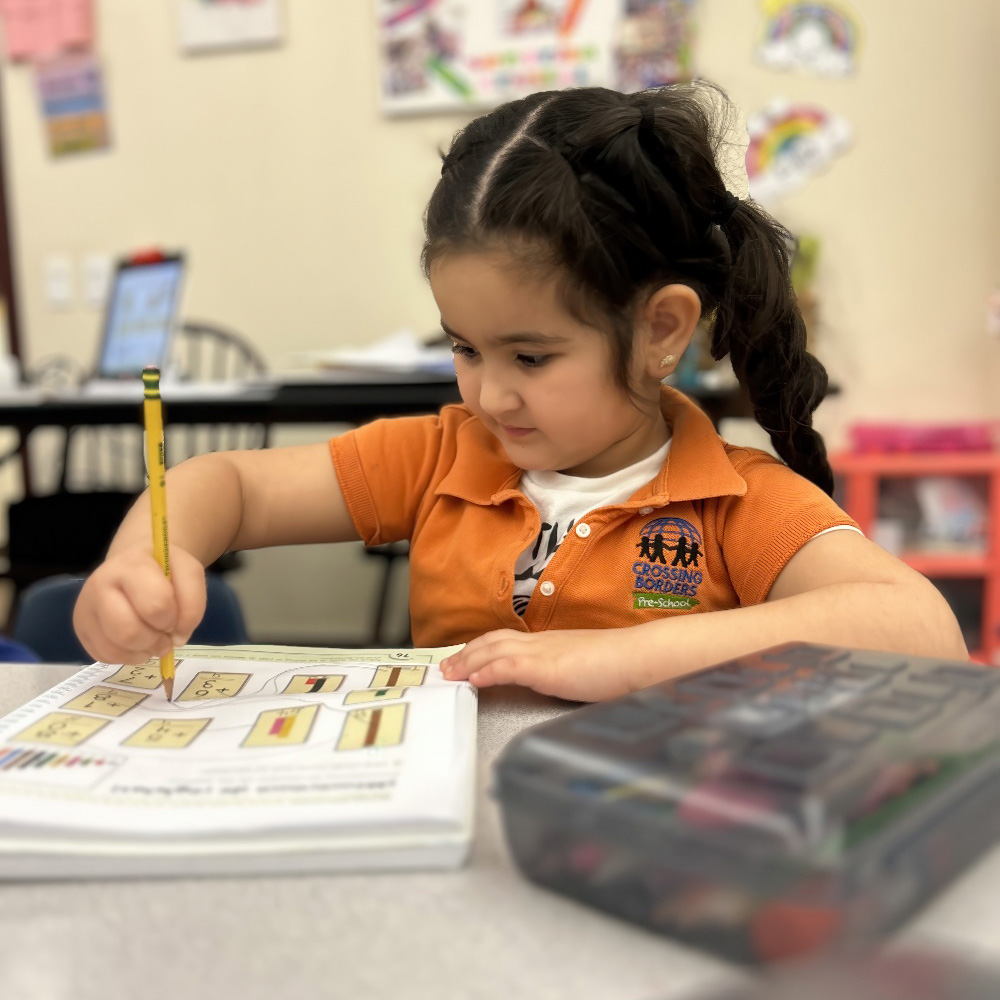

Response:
(0, 372), (464, 433)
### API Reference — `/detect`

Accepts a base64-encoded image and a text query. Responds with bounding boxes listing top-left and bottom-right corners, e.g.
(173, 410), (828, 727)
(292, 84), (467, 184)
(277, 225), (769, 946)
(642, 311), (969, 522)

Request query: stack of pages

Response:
(0, 644), (477, 879)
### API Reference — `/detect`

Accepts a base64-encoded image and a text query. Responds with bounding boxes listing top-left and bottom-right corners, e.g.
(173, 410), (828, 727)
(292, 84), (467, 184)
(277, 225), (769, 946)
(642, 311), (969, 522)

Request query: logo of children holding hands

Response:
(633, 517), (703, 611)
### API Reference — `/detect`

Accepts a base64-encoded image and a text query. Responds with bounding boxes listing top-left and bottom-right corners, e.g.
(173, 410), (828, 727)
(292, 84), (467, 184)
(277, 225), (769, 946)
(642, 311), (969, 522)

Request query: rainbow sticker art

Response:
(745, 99), (852, 206)
(756, 0), (861, 77)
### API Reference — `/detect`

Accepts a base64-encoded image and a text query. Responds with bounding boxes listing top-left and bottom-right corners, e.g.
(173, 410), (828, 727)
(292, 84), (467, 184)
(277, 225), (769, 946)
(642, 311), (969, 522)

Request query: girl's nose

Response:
(478, 368), (519, 417)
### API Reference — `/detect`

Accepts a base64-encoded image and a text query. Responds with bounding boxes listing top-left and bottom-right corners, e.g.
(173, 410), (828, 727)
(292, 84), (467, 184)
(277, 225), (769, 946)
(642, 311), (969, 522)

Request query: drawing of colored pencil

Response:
(426, 56), (473, 98)
(382, 0), (435, 29)
(559, 0), (586, 36)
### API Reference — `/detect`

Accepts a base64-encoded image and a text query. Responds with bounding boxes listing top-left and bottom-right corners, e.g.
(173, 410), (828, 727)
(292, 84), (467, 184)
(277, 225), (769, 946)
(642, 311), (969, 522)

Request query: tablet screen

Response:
(97, 257), (184, 378)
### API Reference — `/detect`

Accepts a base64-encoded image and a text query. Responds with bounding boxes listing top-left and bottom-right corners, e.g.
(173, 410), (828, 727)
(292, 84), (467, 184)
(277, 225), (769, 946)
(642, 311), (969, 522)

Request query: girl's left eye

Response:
(517, 354), (551, 368)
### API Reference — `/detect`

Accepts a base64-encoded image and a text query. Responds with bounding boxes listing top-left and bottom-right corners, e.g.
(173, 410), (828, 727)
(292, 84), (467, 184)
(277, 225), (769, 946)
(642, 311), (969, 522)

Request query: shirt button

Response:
(574, 522), (591, 538)
(639, 506), (653, 515)
(539, 581), (555, 596)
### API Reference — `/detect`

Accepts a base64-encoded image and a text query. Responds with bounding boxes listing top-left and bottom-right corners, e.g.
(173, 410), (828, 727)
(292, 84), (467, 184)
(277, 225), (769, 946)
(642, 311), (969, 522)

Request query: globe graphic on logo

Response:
(640, 517), (702, 550)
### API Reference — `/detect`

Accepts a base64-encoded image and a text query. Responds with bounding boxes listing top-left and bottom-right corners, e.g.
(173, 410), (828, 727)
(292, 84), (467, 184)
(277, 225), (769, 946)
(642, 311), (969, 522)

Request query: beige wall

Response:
(2, 1), (999, 641)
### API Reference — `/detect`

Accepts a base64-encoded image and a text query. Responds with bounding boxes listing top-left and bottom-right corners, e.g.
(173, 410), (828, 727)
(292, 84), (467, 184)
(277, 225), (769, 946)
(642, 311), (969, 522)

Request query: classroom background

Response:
(0, 1), (997, 651)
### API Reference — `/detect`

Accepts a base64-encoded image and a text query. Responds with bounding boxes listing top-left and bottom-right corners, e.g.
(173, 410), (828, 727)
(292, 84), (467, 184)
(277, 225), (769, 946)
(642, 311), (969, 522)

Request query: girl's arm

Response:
(108, 442), (357, 559)
(440, 530), (969, 701)
(74, 443), (359, 664)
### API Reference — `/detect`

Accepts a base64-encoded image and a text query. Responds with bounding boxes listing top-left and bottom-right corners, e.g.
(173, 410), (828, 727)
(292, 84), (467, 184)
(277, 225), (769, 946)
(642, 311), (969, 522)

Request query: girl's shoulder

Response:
(724, 442), (826, 497)
(339, 402), (508, 472)
(720, 441), (785, 472)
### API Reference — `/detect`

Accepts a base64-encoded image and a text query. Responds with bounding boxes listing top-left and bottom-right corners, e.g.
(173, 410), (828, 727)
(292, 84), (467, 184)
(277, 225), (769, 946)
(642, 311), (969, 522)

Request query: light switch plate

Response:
(43, 253), (74, 308)
(81, 253), (113, 308)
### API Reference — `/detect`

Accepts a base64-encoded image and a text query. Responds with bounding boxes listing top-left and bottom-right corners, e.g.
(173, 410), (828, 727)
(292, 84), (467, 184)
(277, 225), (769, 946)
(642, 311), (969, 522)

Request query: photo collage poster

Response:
(377, 0), (698, 115)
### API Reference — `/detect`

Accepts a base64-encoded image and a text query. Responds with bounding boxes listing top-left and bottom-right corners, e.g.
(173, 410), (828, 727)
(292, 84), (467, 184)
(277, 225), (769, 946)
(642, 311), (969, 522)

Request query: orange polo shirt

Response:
(329, 387), (858, 647)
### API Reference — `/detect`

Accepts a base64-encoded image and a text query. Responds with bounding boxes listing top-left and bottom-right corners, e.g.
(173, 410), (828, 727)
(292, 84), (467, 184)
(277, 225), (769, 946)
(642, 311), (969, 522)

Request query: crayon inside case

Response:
(494, 643), (1000, 964)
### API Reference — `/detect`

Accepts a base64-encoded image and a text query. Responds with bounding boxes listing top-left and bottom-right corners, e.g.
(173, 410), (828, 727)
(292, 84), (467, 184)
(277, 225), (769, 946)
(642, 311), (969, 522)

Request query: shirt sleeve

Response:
(716, 449), (860, 606)
(329, 412), (451, 547)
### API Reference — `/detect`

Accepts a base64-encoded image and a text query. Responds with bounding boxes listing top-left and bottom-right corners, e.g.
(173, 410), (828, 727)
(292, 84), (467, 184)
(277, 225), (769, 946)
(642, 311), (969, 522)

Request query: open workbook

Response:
(0, 644), (477, 879)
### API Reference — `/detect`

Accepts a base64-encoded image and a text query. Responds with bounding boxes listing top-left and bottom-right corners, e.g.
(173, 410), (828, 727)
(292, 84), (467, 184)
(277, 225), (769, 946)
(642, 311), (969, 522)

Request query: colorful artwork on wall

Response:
(745, 99), (851, 205)
(378, 0), (699, 116)
(35, 53), (110, 157)
(0, 0), (93, 62)
(756, 0), (861, 77)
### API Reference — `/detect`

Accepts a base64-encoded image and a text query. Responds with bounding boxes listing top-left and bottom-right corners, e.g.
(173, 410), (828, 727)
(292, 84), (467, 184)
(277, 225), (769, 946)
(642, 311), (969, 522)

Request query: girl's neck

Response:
(534, 435), (670, 485)
(554, 418), (670, 478)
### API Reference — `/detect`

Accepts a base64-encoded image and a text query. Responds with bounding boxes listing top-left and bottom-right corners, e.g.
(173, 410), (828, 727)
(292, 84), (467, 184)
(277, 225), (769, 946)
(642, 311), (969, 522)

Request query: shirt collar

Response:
(436, 386), (747, 506)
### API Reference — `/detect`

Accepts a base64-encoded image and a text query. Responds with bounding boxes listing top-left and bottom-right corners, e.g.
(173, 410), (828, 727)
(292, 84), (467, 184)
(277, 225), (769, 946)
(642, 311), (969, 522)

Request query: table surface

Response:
(2, 665), (999, 1000)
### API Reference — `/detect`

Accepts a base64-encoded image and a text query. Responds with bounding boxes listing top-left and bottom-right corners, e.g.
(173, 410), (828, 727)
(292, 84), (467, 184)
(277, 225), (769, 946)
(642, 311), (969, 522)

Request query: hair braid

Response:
(708, 200), (834, 495)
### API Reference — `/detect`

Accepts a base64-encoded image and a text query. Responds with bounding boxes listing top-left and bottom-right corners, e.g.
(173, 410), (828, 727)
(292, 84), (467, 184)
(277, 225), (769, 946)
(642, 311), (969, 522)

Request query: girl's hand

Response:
(440, 627), (639, 702)
(73, 544), (208, 664)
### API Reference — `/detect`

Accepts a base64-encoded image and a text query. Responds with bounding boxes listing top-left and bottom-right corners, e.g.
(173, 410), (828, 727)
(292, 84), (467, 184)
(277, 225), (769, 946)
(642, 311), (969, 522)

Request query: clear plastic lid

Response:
(497, 643), (1000, 864)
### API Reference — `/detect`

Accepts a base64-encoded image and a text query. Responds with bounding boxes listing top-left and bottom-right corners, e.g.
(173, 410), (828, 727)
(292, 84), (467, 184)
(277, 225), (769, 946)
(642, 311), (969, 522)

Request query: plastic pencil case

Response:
(494, 642), (1000, 964)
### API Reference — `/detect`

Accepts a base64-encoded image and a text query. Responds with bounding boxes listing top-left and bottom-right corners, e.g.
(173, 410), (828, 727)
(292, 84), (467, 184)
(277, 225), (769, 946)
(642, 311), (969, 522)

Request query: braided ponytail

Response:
(707, 201), (834, 495)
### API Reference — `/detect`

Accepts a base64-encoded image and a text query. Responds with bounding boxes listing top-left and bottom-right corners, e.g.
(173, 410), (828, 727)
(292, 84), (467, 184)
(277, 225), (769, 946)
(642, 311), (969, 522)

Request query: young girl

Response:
(73, 82), (967, 701)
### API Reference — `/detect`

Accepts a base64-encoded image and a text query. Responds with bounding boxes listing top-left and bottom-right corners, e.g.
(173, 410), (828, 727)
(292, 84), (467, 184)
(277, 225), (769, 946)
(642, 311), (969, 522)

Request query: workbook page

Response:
(0, 645), (476, 840)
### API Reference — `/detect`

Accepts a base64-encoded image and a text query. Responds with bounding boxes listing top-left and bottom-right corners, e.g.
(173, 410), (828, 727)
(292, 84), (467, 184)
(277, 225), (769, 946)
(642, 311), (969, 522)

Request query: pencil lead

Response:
(164, 677), (174, 701)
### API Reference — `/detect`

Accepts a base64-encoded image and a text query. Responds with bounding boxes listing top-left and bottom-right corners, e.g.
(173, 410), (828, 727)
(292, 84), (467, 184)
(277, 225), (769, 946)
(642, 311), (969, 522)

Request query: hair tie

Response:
(714, 191), (740, 226)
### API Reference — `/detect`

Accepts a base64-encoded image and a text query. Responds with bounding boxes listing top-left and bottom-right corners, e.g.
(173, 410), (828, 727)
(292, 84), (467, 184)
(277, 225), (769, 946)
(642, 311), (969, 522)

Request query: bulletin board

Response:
(377, 0), (697, 116)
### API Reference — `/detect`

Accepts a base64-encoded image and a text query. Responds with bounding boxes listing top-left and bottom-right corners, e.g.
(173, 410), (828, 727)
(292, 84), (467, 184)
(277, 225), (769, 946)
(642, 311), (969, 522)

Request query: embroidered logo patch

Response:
(632, 517), (703, 611)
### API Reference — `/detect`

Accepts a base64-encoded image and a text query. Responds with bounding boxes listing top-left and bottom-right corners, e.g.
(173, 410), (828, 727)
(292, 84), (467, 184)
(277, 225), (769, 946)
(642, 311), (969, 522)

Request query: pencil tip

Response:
(164, 677), (174, 701)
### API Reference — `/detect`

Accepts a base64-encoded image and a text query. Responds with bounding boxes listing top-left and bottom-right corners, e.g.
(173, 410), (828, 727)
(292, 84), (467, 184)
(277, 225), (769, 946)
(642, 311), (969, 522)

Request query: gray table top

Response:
(1, 664), (998, 1000)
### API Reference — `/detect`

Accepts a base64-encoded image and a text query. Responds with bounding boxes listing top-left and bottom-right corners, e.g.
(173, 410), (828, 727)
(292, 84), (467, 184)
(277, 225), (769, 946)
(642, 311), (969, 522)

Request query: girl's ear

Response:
(637, 284), (702, 380)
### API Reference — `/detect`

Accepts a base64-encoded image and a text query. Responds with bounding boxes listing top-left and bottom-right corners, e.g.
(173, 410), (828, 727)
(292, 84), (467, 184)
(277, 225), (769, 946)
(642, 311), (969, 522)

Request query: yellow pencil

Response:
(141, 366), (174, 701)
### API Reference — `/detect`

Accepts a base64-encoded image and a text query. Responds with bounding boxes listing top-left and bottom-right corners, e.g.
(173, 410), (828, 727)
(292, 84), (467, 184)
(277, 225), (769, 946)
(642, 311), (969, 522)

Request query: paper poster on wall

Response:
(0, 0), (93, 62)
(745, 99), (851, 206)
(378, 0), (698, 116)
(755, 0), (861, 77)
(35, 53), (109, 157)
(177, 0), (282, 54)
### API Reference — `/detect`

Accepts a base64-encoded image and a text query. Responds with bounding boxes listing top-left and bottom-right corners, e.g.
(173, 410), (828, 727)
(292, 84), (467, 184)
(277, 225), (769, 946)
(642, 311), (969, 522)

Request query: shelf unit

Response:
(831, 451), (1000, 665)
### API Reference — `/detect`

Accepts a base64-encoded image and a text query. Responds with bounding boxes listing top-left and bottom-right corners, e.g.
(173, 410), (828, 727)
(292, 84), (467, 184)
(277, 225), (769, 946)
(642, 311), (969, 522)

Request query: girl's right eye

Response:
(450, 342), (478, 360)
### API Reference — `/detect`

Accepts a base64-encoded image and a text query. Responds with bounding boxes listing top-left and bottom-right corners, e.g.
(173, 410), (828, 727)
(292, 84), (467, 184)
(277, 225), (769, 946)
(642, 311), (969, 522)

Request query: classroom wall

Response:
(1, 1), (999, 642)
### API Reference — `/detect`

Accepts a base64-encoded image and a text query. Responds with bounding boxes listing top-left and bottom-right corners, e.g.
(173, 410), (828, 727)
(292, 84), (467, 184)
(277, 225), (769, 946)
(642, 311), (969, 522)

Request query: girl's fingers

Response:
(109, 547), (207, 646)
(95, 584), (171, 656)
(442, 644), (485, 679)
(170, 551), (208, 645)
(115, 560), (180, 636)
(74, 548), (200, 662)
(76, 624), (164, 666)
(442, 632), (521, 681)
(76, 589), (167, 664)
(468, 666), (500, 688)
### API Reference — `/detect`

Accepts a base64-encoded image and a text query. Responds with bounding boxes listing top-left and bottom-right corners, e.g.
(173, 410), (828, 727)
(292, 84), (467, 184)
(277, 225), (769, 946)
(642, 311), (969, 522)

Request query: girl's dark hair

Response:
(422, 83), (834, 496)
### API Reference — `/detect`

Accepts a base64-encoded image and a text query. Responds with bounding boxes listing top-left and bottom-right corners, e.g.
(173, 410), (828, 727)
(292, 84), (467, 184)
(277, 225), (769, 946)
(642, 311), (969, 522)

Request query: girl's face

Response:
(430, 252), (668, 477)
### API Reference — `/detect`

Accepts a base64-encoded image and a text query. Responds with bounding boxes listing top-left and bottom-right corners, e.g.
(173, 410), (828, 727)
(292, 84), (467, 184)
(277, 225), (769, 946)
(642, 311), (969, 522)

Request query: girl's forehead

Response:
(430, 252), (564, 313)
(429, 248), (547, 282)
(431, 255), (614, 346)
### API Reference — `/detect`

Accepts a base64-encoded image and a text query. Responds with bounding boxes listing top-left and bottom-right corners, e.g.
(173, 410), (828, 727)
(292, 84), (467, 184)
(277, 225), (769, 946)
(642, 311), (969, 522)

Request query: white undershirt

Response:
(512, 441), (672, 616)
(511, 443), (862, 616)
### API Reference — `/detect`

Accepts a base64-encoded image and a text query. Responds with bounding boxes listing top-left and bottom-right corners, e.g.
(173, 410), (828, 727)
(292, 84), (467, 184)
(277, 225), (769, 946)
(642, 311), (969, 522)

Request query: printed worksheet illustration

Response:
(0, 644), (473, 839)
